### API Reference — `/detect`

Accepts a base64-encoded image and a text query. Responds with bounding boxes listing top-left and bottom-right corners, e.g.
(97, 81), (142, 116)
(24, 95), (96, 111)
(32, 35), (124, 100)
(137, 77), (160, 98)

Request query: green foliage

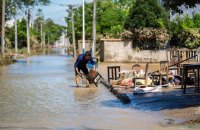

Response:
(176, 29), (200, 49)
(20, 0), (50, 7)
(6, 19), (27, 48)
(123, 0), (170, 50)
(44, 18), (64, 44)
(0, 0), (50, 53)
(6, 16), (64, 49)
(65, 0), (131, 42)
(31, 9), (64, 46)
(0, 0), (50, 22)
(98, 0), (127, 37)
(170, 16), (191, 36)
(132, 28), (170, 50)
(155, 18), (165, 28)
(124, 0), (169, 31)
(170, 14), (200, 49)
(193, 13), (200, 28)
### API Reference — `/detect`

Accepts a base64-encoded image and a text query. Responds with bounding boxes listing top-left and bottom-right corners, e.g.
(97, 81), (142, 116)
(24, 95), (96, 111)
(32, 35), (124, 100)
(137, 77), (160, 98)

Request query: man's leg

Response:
(80, 67), (89, 86)
(75, 68), (80, 87)
(76, 75), (80, 87)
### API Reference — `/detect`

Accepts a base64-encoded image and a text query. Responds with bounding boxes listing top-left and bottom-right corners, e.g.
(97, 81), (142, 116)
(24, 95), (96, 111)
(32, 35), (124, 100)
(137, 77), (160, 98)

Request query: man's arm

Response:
(74, 55), (82, 75)
(75, 67), (81, 76)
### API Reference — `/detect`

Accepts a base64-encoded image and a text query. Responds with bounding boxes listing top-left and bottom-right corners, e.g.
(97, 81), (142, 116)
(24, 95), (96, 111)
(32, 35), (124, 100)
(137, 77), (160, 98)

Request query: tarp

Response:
(133, 86), (162, 94)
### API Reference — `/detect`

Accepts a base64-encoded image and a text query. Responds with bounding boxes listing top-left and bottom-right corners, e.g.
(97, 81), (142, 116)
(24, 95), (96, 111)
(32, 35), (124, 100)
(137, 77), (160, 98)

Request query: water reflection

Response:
(74, 87), (97, 102)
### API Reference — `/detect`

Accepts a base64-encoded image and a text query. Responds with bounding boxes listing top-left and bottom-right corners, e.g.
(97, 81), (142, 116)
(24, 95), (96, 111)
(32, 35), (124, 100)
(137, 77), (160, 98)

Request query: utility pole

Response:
(92, 0), (96, 57)
(62, 32), (65, 47)
(14, 3), (18, 53)
(47, 33), (50, 48)
(70, 5), (77, 58)
(82, 0), (85, 53)
(26, 8), (30, 54)
(32, 12), (35, 29)
(43, 32), (45, 48)
(1, 0), (5, 55)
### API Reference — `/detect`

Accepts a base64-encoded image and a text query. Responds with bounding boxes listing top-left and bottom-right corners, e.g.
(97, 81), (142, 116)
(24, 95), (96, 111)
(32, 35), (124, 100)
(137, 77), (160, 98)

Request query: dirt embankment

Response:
(0, 55), (15, 66)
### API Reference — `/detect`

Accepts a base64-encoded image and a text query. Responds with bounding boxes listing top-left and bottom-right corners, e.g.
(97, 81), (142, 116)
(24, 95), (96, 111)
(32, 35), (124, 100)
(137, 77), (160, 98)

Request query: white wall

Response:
(100, 39), (168, 63)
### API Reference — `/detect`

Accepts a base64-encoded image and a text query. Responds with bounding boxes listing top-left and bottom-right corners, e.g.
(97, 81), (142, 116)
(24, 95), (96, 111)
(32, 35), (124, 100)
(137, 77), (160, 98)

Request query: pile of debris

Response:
(122, 28), (170, 49)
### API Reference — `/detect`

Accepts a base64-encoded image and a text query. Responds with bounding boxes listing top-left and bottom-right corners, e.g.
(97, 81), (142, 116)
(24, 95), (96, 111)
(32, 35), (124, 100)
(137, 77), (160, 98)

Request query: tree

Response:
(169, 14), (200, 48)
(92, 0), (96, 57)
(0, 0), (50, 54)
(6, 19), (27, 49)
(43, 18), (64, 45)
(98, 0), (127, 37)
(21, 1), (49, 54)
(124, 0), (169, 30)
(68, 5), (77, 59)
(123, 0), (170, 50)
(193, 13), (200, 28)
(6, 18), (64, 49)
(65, 0), (130, 41)
(1, 0), (6, 55)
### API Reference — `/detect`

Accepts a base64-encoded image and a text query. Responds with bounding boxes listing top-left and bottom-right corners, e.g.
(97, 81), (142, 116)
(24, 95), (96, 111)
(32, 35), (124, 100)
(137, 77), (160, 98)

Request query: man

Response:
(74, 51), (95, 87)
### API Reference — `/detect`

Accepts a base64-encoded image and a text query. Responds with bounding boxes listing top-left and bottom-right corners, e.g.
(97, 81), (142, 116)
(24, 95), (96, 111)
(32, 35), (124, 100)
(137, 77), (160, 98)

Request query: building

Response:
(55, 32), (70, 47)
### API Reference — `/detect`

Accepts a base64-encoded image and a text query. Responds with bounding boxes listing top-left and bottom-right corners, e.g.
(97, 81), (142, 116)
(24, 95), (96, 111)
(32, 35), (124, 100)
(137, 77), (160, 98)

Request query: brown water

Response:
(0, 49), (198, 130)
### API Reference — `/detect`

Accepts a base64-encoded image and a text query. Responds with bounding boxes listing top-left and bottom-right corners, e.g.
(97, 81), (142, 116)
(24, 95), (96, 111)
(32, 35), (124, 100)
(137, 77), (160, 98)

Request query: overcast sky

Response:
(34, 0), (92, 26)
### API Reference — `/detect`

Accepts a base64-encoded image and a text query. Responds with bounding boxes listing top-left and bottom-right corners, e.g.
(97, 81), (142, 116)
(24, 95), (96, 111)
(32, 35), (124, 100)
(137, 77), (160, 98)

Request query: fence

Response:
(168, 49), (200, 66)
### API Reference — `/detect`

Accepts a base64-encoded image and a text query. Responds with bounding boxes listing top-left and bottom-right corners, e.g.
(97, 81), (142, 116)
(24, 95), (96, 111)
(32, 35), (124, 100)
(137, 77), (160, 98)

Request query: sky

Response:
(34, 0), (92, 26)
(170, 4), (200, 20)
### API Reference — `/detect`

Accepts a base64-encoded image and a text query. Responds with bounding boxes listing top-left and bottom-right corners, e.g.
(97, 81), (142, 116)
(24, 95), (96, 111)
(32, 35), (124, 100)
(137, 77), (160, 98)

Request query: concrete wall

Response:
(78, 40), (92, 54)
(100, 39), (168, 63)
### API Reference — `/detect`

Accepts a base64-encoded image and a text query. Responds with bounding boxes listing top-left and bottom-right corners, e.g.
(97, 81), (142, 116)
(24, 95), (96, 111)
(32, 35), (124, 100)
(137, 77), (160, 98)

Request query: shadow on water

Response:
(56, 127), (109, 130)
(69, 85), (78, 88)
(132, 91), (200, 111)
(101, 87), (200, 111)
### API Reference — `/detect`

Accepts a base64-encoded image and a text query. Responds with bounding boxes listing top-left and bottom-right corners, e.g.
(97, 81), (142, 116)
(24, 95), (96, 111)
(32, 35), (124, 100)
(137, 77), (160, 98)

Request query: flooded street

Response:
(0, 49), (198, 130)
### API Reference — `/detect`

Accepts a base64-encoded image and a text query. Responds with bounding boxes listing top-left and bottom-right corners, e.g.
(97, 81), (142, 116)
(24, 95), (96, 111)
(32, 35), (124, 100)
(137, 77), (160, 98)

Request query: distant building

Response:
(55, 32), (70, 47)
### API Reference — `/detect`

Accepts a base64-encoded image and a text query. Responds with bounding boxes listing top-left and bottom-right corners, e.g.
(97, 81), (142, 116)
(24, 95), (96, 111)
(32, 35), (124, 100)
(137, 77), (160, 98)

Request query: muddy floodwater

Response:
(0, 49), (199, 130)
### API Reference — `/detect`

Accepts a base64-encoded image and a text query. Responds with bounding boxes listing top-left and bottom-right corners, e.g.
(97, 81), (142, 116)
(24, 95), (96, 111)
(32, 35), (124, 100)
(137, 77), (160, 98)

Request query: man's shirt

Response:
(74, 54), (94, 68)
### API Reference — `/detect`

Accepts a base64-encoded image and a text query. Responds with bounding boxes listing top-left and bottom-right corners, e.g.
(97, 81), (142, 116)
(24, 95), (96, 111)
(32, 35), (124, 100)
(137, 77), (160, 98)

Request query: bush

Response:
(131, 28), (170, 49)
(171, 29), (200, 49)
(124, 0), (169, 31)
(170, 14), (200, 48)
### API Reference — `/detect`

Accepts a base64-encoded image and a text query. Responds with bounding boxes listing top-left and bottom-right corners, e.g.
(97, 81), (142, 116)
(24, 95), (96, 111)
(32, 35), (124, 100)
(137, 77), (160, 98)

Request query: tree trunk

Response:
(40, 22), (43, 47)
(71, 5), (77, 59)
(82, 0), (85, 53)
(14, 3), (18, 53)
(1, 0), (5, 55)
(92, 0), (96, 57)
(26, 8), (30, 54)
